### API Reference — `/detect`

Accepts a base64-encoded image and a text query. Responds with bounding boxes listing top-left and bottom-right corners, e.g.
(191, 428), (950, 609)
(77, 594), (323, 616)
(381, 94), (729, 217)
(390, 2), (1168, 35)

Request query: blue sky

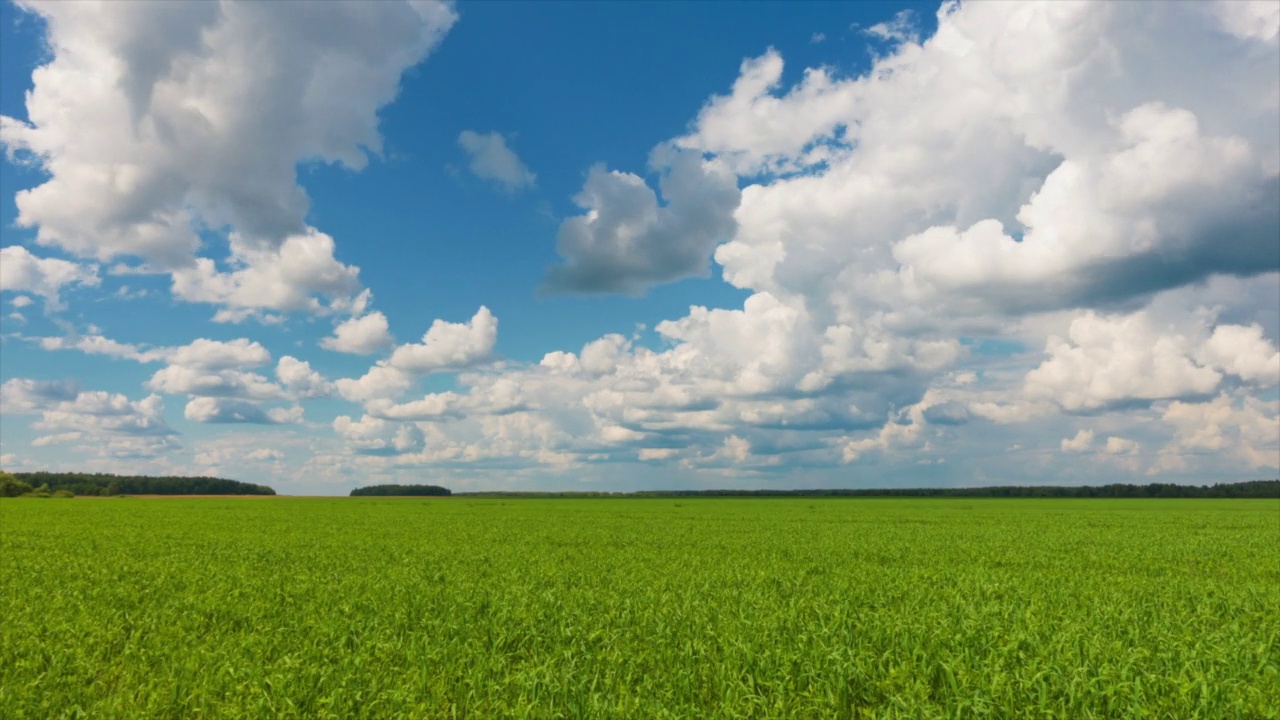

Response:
(1, 0), (1277, 494)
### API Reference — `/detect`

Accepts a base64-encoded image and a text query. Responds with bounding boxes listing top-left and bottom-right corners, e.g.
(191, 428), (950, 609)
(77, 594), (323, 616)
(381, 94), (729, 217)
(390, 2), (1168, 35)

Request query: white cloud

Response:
(1197, 324), (1280, 385)
(1104, 436), (1139, 455)
(694, 3), (1277, 333)
(148, 366), (283, 400)
(10, 295), (34, 308)
(1210, 0), (1280, 42)
(336, 364), (415, 403)
(1162, 393), (1280, 468)
(321, 311), (394, 355)
(0, 246), (99, 311)
(166, 338), (270, 371)
(388, 306), (497, 374)
(543, 149), (740, 295)
(246, 448), (284, 462)
(1, 0), (457, 268)
(169, 229), (362, 320)
(333, 414), (394, 452)
(1061, 429), (1095, 452)
(31, 431), (83, 447)
(37, 334), (165, 362)
(276, 356), (334, 399)
(2, 378), (177, 457)
(675, 49), (859, 176)
(184, 397), (290, 424)
(863, 10), (919, 45)
(1024, 311), (1222, 412)
(457, 130), (536, 192)
(145, 337), (282, 400)
(0, 378), (80, 412)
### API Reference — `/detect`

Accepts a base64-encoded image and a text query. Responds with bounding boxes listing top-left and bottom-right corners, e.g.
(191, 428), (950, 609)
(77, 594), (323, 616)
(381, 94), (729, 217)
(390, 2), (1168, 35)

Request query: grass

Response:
(1, 497), (1277, 718)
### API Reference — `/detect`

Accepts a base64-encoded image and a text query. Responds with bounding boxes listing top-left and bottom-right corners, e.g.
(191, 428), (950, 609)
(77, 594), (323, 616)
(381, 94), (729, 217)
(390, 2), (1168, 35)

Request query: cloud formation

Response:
(0, 246), (99, 311)
(457, 130), (536, 192)
(544, 149), (740, 295)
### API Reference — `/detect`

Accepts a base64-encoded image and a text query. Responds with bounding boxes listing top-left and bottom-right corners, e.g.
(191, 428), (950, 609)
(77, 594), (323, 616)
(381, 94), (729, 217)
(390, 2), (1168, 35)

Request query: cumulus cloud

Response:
(543, 149), (740, 295)
(1, 0), (456, 267)
(276, 356), (334, 399)
(322, 311), (394, 355)
(675, 49), (859, 176)
(144, 337), (283, 400)
(1162, 393), (1279, 468)
(1024, 311), (1222, 412)
(1023, 311), (1279, 412)
(1061, 429), (1095, 452)
(184, 397), (298, 424)
(457, 130), (536, 192)
(336, 364), (415, 403)
(2, 378), (177, 457)
(689, 3), (1279, 333)
(388, 306), (498, 374)
(257, 4), (1280, 484)
(0, 246), (99, 311)
(169, 229), (362, 321)
(1197, 324), (1280, 385)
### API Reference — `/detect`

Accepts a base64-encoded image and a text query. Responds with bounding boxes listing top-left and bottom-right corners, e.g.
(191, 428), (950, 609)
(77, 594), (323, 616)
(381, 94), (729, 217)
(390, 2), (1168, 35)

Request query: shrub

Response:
(0, 472), (34, 497)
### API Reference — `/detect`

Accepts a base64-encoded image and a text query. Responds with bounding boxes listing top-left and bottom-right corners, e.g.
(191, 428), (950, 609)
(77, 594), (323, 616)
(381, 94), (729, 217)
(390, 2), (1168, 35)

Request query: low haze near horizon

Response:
(0, 0), (1277, 494)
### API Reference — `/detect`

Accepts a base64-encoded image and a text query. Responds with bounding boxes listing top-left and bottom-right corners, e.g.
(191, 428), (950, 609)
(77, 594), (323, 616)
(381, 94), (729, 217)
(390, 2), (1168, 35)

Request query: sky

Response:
(0, 0), (1277, 495)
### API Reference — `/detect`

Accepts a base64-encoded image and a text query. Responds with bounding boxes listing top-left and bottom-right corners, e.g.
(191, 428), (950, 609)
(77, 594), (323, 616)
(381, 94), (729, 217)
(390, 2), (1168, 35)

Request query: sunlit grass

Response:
(2, 497), (1276, 718)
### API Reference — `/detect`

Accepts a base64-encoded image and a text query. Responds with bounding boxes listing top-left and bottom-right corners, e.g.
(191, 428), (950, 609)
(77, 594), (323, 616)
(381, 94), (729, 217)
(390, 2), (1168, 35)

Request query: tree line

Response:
(0, 472), (276, 497)
(350, 484), (452, 497)
(455, 480), (1279, 499)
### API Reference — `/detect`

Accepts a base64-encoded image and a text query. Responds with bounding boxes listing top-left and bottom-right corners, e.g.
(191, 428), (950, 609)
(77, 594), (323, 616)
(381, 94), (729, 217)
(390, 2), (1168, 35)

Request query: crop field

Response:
(2, 497), (1277, 719)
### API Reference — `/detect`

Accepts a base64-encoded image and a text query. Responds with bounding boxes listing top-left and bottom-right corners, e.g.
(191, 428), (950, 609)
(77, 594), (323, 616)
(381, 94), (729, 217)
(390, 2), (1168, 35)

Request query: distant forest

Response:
(3, 472), (275, 497)
(456, 480), (1280, 499)
(350, 484), (452, 497)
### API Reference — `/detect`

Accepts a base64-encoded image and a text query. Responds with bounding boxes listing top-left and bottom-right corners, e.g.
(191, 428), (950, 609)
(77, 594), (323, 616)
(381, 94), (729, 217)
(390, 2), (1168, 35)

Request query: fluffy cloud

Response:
(388, 306), (498, 374)
(321, 311), (394, 355)
(1162, 393), (1279, 468)
(1, 0), (456, 267)
(457, 130), (536, 192)
(1104, 436), (1139, 455)
(675, 49), (859, 176)
(169, 229), (362, 321)
(1061, 429), (1095, 452)
(692, 3), (1279, 334)
(276, 356), (334, 399)
(1024, 311), (1279, 412)
(145, 337), (283, 400)
(184, 397), (299, 425)
(0, 246), (99, 311)
(1197, 324), (1280, 385)
(2, 378), (177, 457)
(165, 338), (270, 371)
(543, 149), (740, 295)
(1024, 312), (1222, 412)
(336, 364), (415, 403)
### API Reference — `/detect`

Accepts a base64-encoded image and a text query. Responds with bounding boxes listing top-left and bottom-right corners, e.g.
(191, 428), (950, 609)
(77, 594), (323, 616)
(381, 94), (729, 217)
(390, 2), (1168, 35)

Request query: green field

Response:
(2, 497), (1277, 718)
